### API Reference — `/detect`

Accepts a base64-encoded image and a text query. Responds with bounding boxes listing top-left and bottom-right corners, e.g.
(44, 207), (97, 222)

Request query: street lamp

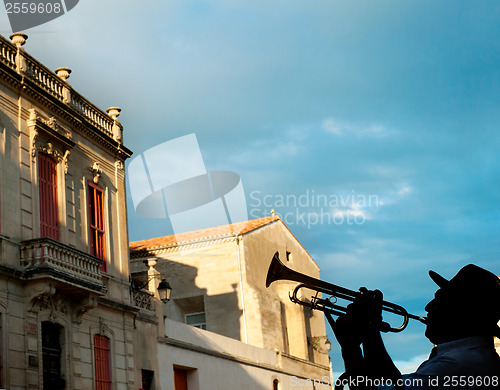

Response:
(308, 336), (331, 354)
(324, 338), (331, 351)
(157, 279), (172, 304)
(132, 275), (172, 304)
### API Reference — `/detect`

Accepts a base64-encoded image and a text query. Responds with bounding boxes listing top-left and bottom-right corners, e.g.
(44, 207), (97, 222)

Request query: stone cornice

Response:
(0, 34), (133, 161)
(97, 297), (141, 315)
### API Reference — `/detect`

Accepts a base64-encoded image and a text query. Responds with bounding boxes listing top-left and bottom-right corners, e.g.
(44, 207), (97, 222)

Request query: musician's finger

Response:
(373, 289), (383, 301)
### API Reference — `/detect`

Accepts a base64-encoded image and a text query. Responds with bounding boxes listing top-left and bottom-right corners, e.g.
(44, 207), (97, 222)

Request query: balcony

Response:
(20, 238), (106, 294)
(131, 288), (155, 312)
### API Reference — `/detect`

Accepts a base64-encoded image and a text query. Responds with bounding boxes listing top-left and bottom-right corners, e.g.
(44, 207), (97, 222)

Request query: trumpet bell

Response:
(266, 251), (289, 288)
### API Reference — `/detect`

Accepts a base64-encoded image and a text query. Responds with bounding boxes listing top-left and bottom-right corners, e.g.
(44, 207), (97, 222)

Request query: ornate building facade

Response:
(0, 32), (136, 389)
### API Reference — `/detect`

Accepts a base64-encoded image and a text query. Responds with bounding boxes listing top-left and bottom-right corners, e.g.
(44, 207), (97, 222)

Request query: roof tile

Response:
(129, 216), (280, 252)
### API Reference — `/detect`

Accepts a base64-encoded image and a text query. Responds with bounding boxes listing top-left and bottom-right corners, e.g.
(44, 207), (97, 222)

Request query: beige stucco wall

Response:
(137, 240), (245, 340)
(157, 318), (332, 390)
(239, 220), (330, 367)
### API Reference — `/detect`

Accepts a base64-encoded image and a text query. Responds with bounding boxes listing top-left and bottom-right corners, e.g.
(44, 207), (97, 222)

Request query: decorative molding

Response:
(90, 162), (103, 184)
(73, 296), (98, 324)
(42, 116), (57, 130)
(62, 150), (70, 174)
(35, 294), (70, 323)
(28, 109), (72, 140)
(98, 316), (114, 336)
(115, 160), (124, 170)
(30, 129), (38, 156)
(27, 283), (68, 323)
(27, 109), (74, 173)
(37, 141), (71, 174)
(27, 282), (99, 324)
(27, 283), (56, 312)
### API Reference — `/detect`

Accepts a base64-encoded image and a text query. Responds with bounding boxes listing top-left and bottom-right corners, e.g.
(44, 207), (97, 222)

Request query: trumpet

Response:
(266, 252), (426, 333)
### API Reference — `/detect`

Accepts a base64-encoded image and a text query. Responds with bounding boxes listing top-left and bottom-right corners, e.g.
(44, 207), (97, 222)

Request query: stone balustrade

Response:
(0, 36), (16, 69)
(20, 238), (105, 288)
(0, 34), (116, 140)
(25, 57), (67, 101)
(71, 92), (114, 138)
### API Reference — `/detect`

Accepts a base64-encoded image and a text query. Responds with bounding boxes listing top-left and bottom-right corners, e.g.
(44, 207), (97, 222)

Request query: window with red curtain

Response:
(39, 153), (59, 240)
(94, 334), (111, 390)
(88, 182), (106, 271)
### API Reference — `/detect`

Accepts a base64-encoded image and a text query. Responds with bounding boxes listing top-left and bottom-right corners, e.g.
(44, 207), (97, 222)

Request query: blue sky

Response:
(2, 0), (500, 375)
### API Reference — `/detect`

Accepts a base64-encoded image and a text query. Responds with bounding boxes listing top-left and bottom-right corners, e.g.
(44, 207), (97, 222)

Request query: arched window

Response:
(273, 378), (279, 390)
(42, 322), (64, 390)
(94, 334), (111, 390)
(39, 153), (59, 240)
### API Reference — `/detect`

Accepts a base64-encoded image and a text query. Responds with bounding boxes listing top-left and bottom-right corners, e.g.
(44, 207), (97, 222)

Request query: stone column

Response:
(147, 259), (159, 296)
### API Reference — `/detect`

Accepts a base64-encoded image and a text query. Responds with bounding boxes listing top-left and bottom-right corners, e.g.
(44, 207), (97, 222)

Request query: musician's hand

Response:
(328, 289), (385, 348)
(327, 311), (362, 349)
(352, 288), (385, 337)
(327, 290), (401, 388)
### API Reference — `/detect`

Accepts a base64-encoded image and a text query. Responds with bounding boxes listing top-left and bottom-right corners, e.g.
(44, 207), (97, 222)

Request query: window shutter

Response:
(94, 335), (111, 390)
(39, 154), (59, 240)
(88, 182), (106, 271)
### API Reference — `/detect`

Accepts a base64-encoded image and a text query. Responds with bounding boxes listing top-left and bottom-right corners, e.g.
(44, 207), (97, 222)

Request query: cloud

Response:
(397, 186), (413, 197)
(378, 184), (414, 207)
(322, 118), (394, 138)
(220, 126), (308, 168)
(330, 201), (373, 222)
(394, 353), (429, 374)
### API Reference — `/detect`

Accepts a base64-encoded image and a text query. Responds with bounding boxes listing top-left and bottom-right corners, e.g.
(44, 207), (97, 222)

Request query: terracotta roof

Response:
(129, 216), (280, 252)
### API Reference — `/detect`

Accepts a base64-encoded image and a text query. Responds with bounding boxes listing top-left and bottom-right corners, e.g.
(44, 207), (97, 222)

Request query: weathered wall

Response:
(157, 318), (332, 390)
(135, 240), (244, 341)
(240, 220), (330, 367)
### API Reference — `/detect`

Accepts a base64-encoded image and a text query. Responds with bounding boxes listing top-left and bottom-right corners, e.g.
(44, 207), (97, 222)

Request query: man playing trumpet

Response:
(329, 264), (500, 389)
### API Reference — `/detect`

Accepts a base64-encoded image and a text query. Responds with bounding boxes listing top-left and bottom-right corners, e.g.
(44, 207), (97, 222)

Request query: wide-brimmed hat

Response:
(429, 264), (500, 324)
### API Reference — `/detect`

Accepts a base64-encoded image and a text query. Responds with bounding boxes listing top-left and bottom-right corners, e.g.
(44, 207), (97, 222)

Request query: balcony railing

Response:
(0, 34), (115, 140)
(0, 36), (16, 69)
(20, 238), (105, 291)
(131, 288), (155, 312)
